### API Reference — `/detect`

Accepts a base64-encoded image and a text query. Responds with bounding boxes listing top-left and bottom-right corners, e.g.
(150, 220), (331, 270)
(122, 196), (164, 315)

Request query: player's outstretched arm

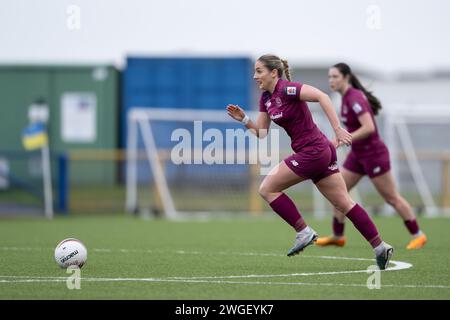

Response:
(299, 84), (352, 147)
(226, 104), (271, 138)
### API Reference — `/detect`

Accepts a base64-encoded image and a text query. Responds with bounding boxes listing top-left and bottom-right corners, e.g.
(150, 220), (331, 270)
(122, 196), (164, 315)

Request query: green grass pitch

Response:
(0, 214), (449, 299)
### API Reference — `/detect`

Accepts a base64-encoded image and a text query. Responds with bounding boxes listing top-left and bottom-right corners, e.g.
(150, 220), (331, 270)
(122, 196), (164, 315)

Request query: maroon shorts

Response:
(343, 148), (391, 178)
(284, 142), (339, 184)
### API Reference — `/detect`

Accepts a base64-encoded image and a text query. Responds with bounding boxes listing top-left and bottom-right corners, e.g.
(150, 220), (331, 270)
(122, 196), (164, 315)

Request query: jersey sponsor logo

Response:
(373, 166), (381, 174)
(352, 103), (363, 114)
(285, 86), (297, 96)
(265, 100), (271, 108)
(275, 97), (282, 107)
(270, 112), (283, 120)
(328, 161), (338, 171)
(290, 159), (299, 167)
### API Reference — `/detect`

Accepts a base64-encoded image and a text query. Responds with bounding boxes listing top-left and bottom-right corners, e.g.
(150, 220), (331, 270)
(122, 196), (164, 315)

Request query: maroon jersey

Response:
(341, 87), (384, 156)
(259, 79), (329, 154)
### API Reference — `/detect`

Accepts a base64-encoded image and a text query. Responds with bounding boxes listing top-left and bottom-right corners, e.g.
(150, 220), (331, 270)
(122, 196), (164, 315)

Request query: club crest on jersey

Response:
(285, 86), (297, 96)
(275, 97), (282, 107)
(352, 103), (363, 114)
(265, 100), (271, 108)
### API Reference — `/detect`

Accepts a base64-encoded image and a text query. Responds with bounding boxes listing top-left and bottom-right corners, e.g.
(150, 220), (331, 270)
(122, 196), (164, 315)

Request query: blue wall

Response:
(122, 56), (253, 148)
(121, 57), (254, 184)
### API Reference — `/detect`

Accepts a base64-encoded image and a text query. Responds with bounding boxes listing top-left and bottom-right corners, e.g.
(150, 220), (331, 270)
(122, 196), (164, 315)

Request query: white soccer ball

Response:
(54, 238), (87, 268)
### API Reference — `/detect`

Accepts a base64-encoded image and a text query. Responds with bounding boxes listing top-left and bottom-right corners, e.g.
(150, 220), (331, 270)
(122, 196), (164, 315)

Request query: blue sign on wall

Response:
(121, 57), (254, 184)
(121, 56), (253, 148)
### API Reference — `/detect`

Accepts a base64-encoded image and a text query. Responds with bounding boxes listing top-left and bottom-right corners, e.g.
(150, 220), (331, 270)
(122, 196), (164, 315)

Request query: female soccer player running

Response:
(227, 55), (393, 270)
(316, 63), (427, 250)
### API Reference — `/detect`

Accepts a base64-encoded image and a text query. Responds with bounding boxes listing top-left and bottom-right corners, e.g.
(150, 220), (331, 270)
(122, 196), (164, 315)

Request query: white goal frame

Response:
(126, 105), (450, 219)
(125, 107), (261, 219)
(383, 104), (450, 217)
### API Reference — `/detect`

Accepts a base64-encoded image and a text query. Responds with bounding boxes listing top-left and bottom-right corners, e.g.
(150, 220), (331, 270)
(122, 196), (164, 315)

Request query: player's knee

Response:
(333, 197), (355, 214)
(334, 204), (347, 214)
(333, 206), (345, 217)
(258, 184), (270, 199)
(258, 183), (279, 202)
(330, 201), (344, 213)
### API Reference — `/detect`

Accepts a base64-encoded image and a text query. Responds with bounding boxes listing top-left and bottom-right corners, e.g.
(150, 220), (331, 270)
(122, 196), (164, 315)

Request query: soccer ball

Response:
(54, 238), (87, 268)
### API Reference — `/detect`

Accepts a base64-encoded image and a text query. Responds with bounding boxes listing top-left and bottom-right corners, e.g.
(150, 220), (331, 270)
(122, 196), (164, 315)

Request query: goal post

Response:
(125, 105), (450, 220)
(126, 109), (177, 219)
(125, 107), (268, 219)
(383, 104), (450, 217)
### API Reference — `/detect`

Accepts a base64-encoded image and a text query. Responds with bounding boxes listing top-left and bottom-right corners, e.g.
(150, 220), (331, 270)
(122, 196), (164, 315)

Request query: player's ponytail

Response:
(281, 59), (292, 82)
(333, 63), (382, 116)
(258, 54), (292, 82)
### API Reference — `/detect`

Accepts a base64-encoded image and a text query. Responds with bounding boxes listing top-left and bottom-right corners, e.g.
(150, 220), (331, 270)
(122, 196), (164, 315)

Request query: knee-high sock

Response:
(333, 217), (345, 237)
(269, 193), (306, 232)
(346, 204), (382, 248)
(404, 219), (420, 236)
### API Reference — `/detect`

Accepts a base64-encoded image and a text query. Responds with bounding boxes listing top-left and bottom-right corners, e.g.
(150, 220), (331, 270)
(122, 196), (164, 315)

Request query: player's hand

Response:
(334, 126), (352, 146)
(226, 104), (245, 122)
(331, 137), (346, 149)
(331, 138), (340, 148)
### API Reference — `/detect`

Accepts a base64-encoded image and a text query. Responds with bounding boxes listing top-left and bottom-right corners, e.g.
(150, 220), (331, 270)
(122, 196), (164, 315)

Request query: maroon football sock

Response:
(333, 217), (345, 237)
(269, 193), (307, 232)
(404, 219), (420, 235)
(345, 204), (382, 248)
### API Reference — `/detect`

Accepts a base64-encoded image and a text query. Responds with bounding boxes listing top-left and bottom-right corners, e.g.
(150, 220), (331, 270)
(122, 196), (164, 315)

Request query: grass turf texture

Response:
(0, 214), (449, 299)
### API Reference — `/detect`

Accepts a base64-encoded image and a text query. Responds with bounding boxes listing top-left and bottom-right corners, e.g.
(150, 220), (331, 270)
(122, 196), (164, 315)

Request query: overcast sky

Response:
(1, 0), (449, 74)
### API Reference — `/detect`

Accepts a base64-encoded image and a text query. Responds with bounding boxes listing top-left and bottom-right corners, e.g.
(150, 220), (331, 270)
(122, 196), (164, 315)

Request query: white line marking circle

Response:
(1, 248), (447, 289)
(0, 247), (418, 289)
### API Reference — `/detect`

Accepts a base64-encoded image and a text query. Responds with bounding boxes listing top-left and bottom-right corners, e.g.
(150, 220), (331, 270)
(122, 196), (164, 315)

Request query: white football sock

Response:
(374, 241), (386, 255)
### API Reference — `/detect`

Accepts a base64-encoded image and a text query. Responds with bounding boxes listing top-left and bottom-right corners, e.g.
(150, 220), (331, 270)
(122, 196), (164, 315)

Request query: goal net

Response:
(381, 104), (450, 217)
(125, 105), (450, 220)
(0, 148), (54, 218)
(125, 108), (280, 219)
(312, 103), (450, 218)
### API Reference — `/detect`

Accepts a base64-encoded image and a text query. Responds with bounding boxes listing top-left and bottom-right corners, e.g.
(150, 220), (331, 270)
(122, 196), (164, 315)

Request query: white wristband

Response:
(241, 114), (250, 125)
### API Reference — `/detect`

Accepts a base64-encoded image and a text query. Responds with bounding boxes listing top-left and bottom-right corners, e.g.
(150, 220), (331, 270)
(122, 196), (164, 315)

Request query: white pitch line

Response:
(0, 254), (414, 285)
(167, 259), (412, 280)
(1, 246), (448, 290)
(1, 249), (448, 290)
(0, 257), (411, 282)
(0, 275), (67, 279)
(0, 276), (449, 289)
(0, 246), (373, 258)
(0, 246), (412, 278)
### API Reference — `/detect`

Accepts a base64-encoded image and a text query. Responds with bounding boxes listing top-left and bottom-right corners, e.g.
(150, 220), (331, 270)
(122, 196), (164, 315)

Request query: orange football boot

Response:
(406, 233), (427, 249)
(315, 236), (346, 247)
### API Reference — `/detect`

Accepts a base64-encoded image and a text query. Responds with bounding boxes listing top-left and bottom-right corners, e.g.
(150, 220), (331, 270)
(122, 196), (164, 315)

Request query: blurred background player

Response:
(226, 54), (394, 270)
(316, 63), (427, 250)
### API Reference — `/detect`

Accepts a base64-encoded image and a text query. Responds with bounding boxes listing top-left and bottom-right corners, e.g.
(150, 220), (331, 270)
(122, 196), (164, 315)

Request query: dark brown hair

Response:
(333, 62), (382, 115)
